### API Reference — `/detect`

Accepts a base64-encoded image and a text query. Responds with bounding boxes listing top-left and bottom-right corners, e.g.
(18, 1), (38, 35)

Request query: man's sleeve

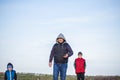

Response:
(66, 43), (73, 57)
(49, 44), (55, 62)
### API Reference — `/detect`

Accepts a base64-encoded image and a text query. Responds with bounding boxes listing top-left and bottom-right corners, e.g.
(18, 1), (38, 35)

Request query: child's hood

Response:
(7, 63), (13, 69)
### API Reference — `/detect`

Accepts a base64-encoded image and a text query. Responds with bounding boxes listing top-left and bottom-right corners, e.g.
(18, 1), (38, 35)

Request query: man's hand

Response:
(49, 62), (52, 67)
(63, 54), (68, 58)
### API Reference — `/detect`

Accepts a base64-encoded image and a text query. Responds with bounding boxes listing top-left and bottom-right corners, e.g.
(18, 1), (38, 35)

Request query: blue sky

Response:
(0, 0), (120, 75)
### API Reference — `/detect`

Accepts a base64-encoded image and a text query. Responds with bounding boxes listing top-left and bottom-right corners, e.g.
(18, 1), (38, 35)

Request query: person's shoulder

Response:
(12, 70), (16, 73)
(5, 70), (10, 74)
(82, 58), (86, 61)
(63, 42), (69, 46)
(75, 58), (79, 61)
(13, 70), (16, 72)
(5, 70), (9, 73)
(64, 42), (68, 45)
(54, 43), (58, 46)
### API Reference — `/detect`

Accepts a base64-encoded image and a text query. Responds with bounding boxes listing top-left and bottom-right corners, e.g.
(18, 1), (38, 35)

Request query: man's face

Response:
(57, 38), (64, 43)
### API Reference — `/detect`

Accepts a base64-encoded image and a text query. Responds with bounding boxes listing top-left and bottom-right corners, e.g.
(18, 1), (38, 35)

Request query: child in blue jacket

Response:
(4, 63), (17, 80)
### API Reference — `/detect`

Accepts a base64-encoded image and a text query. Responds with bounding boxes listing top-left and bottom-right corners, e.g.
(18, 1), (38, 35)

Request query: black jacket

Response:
(49, 42), (73, 63)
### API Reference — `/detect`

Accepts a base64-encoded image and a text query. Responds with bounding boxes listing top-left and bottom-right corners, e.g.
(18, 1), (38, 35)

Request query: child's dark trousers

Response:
(77, 72), (85, 80)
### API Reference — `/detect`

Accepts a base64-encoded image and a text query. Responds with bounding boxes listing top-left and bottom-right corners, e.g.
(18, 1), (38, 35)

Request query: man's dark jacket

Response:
(49, 33), (73, 63)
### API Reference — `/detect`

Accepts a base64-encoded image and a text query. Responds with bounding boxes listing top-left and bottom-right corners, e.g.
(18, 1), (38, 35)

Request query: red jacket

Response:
(74, 58), (86, 74)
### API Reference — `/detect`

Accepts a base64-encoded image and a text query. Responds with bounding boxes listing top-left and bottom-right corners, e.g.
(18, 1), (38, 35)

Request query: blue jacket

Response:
(4, 70), (17, 80)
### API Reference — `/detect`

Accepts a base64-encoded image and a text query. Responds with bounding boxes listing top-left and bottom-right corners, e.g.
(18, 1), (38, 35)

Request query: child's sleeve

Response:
(4, 71), (7, 80)
(84, 60), (86, 69)
(14, 71), (17, 80)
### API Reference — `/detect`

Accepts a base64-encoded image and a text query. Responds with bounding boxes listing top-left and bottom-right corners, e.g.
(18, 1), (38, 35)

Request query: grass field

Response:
(0, 73), (120, 80)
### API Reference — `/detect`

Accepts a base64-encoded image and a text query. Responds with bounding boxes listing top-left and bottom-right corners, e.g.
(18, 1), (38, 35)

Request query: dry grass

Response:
(0, 73), (120, 80)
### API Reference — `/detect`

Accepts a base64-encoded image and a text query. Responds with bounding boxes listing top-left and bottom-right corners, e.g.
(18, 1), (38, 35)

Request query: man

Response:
(49, 33), (73, 80)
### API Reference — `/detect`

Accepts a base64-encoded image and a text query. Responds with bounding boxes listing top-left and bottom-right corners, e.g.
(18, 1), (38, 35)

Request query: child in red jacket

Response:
(74, 52), (86, 80)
